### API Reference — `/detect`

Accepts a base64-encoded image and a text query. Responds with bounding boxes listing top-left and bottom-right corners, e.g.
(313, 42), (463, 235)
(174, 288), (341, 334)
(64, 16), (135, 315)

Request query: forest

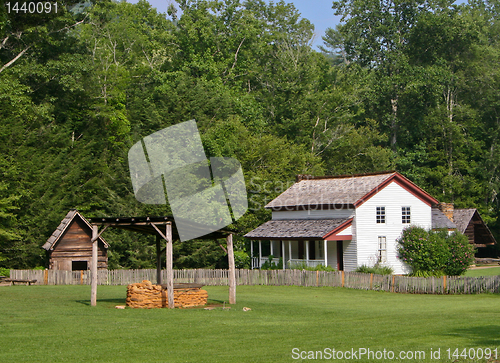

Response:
(0, 0), (499, 270)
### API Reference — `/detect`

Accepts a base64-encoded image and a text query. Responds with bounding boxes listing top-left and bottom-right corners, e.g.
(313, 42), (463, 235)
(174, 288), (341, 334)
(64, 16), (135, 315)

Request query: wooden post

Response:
(227, 234), (236, 304)
(250, 241), (254, 270)
(91, 225), (98, 307)
(323, 240), (328, 268)
(44, 269), (48, 285)
(156, 234), (162, 285)
(370, 273), (373, 290)
(166, 222), (174, 309)
(281, 241), (285, 270)
(288, 241), (292, 267)
(443, 275), (447, 293)
(258, 240), (262, 269)
(341, 270), (345, 288)
(305, 240), (309, 265)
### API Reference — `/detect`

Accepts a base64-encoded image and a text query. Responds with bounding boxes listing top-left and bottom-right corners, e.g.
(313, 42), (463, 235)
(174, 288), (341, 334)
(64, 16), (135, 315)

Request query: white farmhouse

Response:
(244, 171), (495, 274)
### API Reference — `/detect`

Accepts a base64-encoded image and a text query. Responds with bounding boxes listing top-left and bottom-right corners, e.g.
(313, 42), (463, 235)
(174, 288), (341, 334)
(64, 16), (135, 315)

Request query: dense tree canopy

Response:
(0, 0), (499, 269)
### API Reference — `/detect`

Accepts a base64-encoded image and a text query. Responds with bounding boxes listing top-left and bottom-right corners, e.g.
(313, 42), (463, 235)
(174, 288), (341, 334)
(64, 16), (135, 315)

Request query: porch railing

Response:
(251, 257), (325, 269)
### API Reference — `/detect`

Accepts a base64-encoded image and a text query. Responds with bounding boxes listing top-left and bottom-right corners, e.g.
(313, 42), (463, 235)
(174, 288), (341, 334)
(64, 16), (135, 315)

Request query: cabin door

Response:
(336, 241), (344, 271)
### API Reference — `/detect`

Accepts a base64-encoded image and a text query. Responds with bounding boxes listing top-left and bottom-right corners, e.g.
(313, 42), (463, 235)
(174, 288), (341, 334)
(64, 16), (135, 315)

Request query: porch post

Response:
(270, 240), (274, 256)
(250, 240), (254, 269)
(324, 240), (328, 267)
(258, 240), (262, 269)
(305, 240), (309, 263)
(91, 225), (98, 307)
(281, 241), (285, 270)
(288, 241), (292, 267)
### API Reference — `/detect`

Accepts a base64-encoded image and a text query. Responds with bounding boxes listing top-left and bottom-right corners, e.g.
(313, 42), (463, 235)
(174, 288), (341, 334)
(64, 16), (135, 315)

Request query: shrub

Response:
(397, 226), (475, 276)
(289, 262), (335, 271)
(233, 250), (250, 269)
(355, 264), (393, 275)
(261, 256), (283, 270)
(0, 267), (9, 277)
(444, 232), (475, 276)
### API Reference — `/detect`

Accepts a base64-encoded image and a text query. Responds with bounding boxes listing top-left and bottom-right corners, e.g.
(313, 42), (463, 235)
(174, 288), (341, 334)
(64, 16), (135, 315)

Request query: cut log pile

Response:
(126, 280), (208, 308)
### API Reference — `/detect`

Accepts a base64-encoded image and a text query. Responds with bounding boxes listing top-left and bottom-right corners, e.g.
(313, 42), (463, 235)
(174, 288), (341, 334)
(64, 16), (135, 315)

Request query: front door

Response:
(337, 241), (344, 271)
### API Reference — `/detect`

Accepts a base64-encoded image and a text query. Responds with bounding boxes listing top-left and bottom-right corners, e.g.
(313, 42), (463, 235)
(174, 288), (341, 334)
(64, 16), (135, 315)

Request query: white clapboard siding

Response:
(354, 181), (432, 274)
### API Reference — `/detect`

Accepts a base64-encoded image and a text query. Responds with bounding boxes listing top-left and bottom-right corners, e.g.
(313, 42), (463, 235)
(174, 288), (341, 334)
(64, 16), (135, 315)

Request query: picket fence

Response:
(9, 269), (500, 295)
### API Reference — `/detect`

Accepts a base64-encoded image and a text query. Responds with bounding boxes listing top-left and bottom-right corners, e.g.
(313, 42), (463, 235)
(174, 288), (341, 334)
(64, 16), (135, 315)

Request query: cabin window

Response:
(378, 236), (387, 263)
(402, 206), (411, 224)
(376, 207), (386, 223)
(72, 261), (88, 271)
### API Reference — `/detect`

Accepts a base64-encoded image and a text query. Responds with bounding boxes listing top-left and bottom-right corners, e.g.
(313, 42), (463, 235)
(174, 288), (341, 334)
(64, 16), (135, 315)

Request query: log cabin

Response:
(43, 210), (108, 271)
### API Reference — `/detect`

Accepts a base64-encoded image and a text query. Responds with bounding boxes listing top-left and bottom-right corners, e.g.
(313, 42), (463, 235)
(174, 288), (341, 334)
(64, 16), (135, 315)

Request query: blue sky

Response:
(126, 0), (339, 50)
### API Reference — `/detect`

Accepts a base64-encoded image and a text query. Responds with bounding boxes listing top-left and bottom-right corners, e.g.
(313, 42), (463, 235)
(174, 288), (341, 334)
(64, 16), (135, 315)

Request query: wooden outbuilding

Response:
(43, 210), (108, 271)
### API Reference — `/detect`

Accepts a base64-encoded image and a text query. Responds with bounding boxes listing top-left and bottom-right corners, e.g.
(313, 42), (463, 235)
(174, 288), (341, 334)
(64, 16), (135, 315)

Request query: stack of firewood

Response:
(126, 280), (208, 308)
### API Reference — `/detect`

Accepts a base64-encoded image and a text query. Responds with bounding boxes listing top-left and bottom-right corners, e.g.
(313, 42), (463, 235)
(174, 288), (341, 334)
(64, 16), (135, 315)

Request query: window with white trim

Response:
(402, 206), (411, 224)
(376, 207), (386, 223)
(378, 236), (387, 263)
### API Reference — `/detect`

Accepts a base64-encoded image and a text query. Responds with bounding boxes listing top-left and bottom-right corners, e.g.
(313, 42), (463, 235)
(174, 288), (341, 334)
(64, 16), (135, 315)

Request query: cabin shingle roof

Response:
(453, 208), (476, 234)
(244, 218), (350, 240)
(265, 171), (434, 210)
(432, 207), (457, 229)
(43, 210), (108, 251)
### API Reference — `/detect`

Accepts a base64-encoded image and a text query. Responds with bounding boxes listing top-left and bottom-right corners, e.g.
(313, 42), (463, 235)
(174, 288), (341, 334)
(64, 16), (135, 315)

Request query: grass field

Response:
(1, 285), (499, 363)
(465, 266), (500, 277)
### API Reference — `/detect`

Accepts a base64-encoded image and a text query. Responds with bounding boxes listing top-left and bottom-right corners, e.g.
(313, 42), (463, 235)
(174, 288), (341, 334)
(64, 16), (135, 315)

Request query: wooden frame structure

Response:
(88, 216), (236, 308)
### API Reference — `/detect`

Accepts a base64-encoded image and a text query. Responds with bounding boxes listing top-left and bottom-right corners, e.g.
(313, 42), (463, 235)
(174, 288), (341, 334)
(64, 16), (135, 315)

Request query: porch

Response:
(249, 239), (345, 270)
(244, 218), (354, 271)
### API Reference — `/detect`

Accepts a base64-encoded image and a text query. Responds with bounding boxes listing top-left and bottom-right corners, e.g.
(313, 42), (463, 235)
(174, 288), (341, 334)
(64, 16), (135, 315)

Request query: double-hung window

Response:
(402, 206), (411, 224)
(378, 236), (387, 263)
(376, 207), (386, 224)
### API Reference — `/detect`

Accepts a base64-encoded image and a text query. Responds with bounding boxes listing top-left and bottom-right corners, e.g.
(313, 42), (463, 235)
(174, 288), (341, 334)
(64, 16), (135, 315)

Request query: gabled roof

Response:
(244, 218), (350, 240)
(453, 208), (496, 246)
(265, 171), (438, 210)
(43, 210), (108, 251)
(453, 209), (477, 234)
(432, 207), (457, 229)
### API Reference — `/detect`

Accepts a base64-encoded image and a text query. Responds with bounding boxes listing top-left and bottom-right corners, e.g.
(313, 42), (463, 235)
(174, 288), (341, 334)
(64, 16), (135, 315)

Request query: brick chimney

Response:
(437, 202), (454, 222)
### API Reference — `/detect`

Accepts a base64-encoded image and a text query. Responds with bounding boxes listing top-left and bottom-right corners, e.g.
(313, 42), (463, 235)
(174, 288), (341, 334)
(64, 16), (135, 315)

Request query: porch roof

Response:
(244, 218), (350, 240)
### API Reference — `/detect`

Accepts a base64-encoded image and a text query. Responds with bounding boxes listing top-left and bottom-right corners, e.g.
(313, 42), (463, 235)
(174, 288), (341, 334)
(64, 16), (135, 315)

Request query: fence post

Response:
(341, 271), (345, 288)
(443, 275), (447, 293)
(44, 269), (48, 285)
(370, 273), (373, 290)
(391, 275), (395, 293)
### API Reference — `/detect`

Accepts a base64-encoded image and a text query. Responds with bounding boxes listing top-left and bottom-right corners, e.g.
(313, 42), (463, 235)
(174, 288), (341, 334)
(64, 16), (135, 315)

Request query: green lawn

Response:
(0, 285), (499, 362)
(464, 266), (500, 277)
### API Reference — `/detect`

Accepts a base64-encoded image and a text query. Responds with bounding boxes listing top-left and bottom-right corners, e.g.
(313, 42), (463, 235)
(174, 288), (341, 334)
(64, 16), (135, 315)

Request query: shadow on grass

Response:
(76, 298), (126, 306)
(445, 325), (500, 346)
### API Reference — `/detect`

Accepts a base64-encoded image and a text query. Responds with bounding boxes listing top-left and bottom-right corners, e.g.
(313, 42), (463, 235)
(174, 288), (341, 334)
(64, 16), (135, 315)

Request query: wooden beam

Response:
(166, 222), (174, 309)
(91, 225), (98, 307)
(156, 234), (162, 285)
(90, 225), (108, 243)
(227, 234), (236, 304)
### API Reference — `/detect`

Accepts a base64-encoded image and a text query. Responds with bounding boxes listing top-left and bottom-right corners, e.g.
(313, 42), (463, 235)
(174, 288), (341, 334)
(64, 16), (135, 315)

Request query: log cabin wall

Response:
(47, 215), (107, 271)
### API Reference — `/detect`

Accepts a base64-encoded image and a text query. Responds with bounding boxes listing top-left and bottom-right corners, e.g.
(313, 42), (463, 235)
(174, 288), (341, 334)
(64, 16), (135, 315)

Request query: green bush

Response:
(0, 267), (9, 277)
(444, 232), (475, 276)
(289, 262), (335, 271)
(261, 256), (283, 270)
(397, 226), (475, 276)
(355, 264), (393, 275)
(233, 250), (250, 269)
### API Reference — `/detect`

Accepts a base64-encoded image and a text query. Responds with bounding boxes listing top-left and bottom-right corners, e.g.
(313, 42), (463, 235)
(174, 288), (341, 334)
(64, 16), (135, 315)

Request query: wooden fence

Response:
(9, 269), (500, 295)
